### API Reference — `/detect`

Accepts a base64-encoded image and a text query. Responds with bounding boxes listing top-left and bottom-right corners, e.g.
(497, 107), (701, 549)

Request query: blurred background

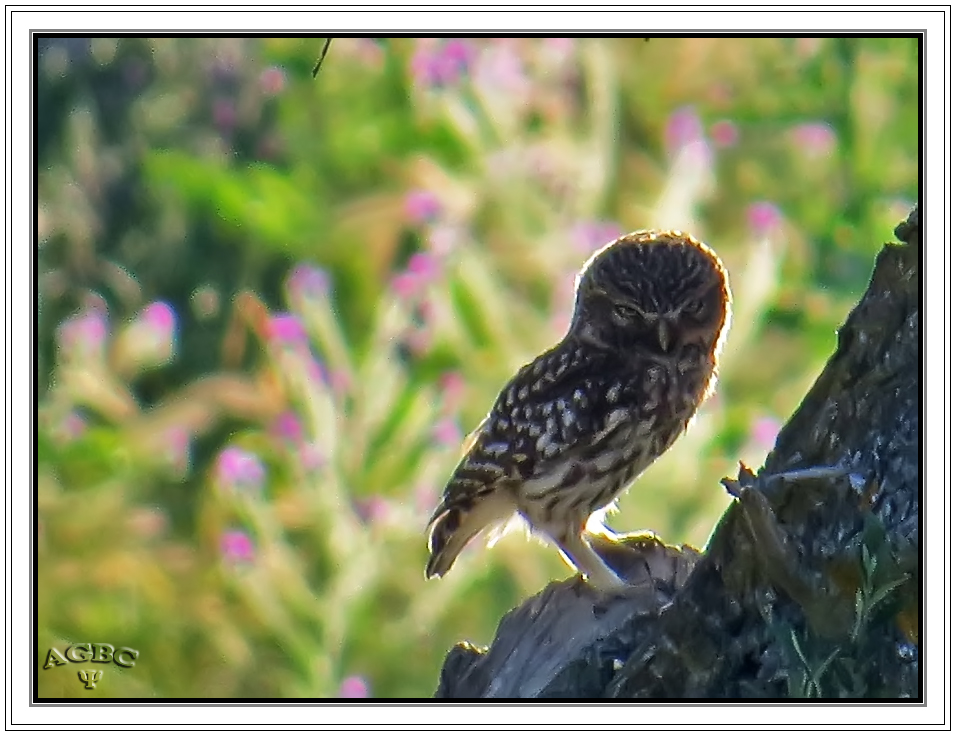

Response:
(36, 37), (917, 698)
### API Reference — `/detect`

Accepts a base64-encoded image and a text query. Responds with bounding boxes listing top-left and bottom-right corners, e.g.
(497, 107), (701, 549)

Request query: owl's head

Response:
(570, 230), (732, 357)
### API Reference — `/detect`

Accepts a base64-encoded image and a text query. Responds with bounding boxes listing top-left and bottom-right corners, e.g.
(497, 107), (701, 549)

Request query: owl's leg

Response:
(554, 529), (627, 591)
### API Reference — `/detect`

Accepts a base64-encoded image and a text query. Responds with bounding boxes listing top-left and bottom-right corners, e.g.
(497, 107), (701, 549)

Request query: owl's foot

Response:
(582, 567), (630, 592)
(556, 531), (629, 591)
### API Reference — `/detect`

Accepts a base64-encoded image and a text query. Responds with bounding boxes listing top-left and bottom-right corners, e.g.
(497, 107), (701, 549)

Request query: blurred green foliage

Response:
(36, 36), (917, 698)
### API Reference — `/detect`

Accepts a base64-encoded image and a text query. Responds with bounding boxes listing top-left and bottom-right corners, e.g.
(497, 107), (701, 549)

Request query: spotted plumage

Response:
(426, 230), (732, 590)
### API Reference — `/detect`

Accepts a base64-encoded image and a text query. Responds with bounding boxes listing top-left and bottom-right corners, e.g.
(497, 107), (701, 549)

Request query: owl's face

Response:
(569, 230), (731, 357)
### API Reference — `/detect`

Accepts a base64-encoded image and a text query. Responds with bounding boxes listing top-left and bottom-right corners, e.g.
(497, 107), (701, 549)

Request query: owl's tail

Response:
(425, 489), (515, 579)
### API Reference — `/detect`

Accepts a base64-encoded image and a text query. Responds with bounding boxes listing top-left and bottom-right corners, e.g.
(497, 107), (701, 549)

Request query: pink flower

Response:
(415, 485), (438, 514)
(57, 411), (88, 443)
(390, 254), (441, 300)
(329, 369), (352, 396)
(390, 272), (420, 300)
(664, 106), (703, 156)
(164, 427), (191, 476)
(56, 309), (109, 360)
(475, 40), (529, 97)
(260, 65), (286, 95)
(141, 301), (175, 333)
(271, 412), (304, 445)
(353, 496), (390, 526)
(401, 328), (433, 357)
(795, 38), (823, 59)
(751, 416), (782, 451)
(439, 372), (466, 413)
(407, 252), (441, 282)
(443, 39), (475, 68)
(747, 201), (784, 237)
(123, 301), (177, 367)
(710, 119), (739, 148)
(790, 122), (836, 158)
(350, 38), (386, 69)
(682, 138), (714, 171)
(404, 190), (442, 224)
(432, 417), (462, 448)
(220, 529), (255, 565)
(286, 263), (330, 312)
(269, 413), (326, 471)
(268, 313), (309, 346)
(570, 221), (625, 253)
(543, 37), (576, 57)
(410, 38), (476, 88)
(425, 224), (461, 256)
(337, 675), (370, 698)
(299, 443), (326, 472)
(299, 356), (324, 387)
(216, 446), (266, 494)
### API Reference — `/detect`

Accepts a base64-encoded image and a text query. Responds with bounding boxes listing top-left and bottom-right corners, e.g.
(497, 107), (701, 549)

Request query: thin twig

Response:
(312, 38), (333, 78)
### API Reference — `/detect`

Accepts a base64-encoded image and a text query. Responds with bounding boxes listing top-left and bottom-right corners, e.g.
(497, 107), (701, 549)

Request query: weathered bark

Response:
(435, 206), (920, 699)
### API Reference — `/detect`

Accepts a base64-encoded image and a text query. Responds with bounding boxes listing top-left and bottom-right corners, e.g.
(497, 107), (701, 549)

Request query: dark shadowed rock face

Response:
(435, 207), (920, 700)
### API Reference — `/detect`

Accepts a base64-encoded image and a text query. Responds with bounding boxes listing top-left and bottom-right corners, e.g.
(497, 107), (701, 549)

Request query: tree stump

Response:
(435, 206), (919, 699)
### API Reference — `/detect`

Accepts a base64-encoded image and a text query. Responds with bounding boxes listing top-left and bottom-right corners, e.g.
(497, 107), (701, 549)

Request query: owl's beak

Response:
(657, 321), (672, 352)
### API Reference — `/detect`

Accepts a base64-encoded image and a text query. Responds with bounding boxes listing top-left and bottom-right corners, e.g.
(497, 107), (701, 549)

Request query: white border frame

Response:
(10, 6), (947, 729)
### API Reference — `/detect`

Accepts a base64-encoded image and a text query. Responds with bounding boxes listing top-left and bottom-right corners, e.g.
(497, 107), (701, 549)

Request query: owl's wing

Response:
(425, 343), (620, 578)
(434, 341), (618, 513)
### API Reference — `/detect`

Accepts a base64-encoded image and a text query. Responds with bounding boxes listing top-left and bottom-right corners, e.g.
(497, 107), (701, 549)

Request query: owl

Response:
(425, 230), (732, 590)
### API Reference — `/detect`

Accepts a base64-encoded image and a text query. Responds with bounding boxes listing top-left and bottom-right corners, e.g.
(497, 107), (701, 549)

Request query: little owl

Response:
(425, 230), (732, 590)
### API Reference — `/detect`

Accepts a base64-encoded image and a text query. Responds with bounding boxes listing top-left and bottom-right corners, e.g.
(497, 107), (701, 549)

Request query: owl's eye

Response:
(684, 298), (709, 321)
(611, 302), (639, 323)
